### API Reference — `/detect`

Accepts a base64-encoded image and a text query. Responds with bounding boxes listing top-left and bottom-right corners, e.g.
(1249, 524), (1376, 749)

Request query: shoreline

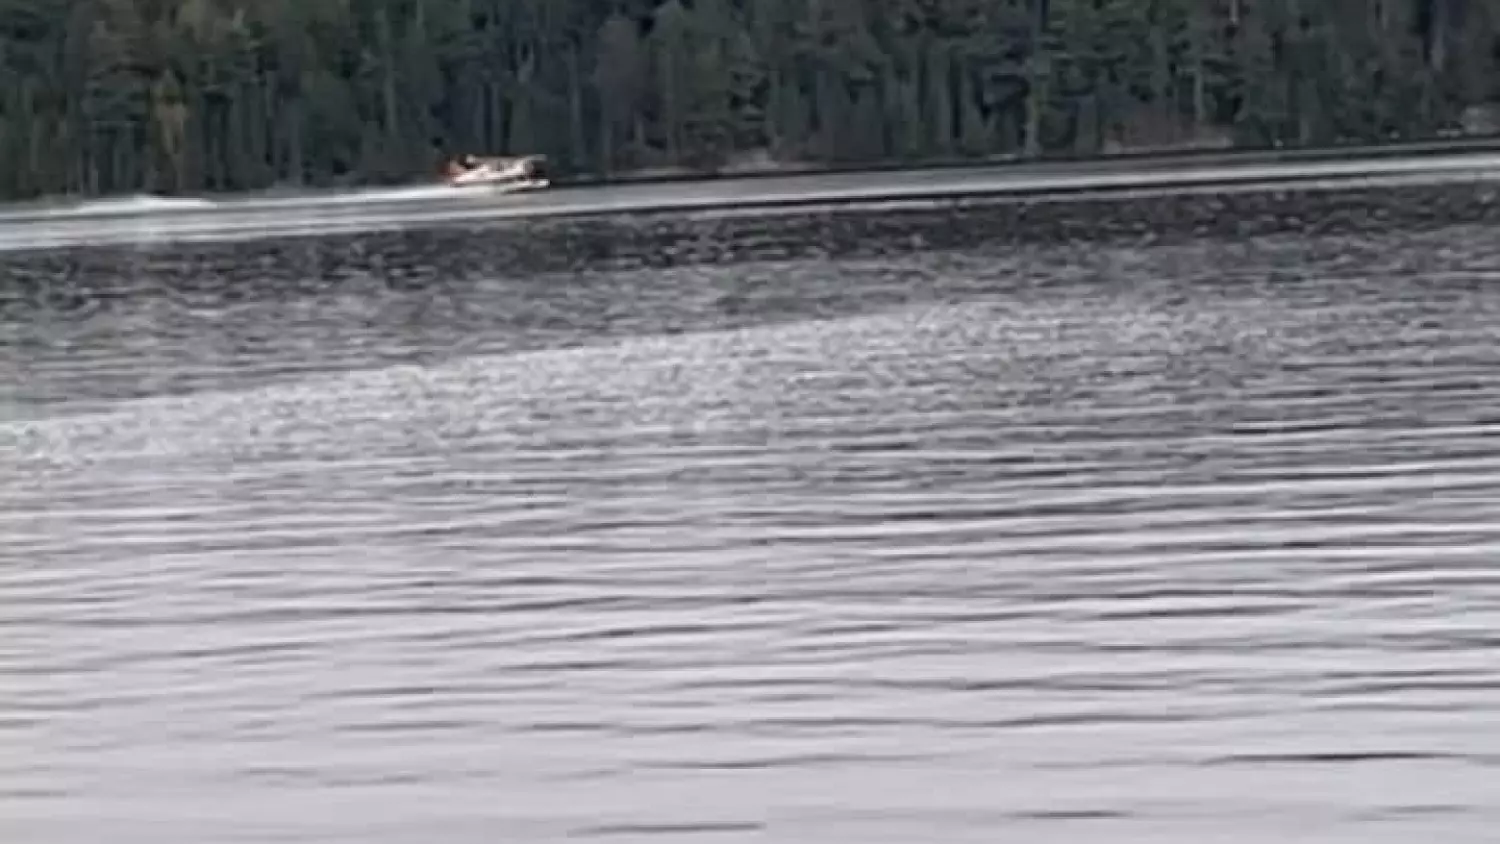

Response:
(7, 135), (1500, 220)
(553, 135), (1500, 189)
(5, 149), (1500, 254)
(11, 175), (1500, 283)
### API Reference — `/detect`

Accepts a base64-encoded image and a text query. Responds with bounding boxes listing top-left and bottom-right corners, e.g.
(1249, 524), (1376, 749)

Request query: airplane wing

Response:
(443, 153), (550, 189)
(485, 155), (547, 178)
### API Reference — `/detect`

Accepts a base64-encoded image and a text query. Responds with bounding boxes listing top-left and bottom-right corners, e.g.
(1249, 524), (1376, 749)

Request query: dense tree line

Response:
(0, 0), (1496, 199)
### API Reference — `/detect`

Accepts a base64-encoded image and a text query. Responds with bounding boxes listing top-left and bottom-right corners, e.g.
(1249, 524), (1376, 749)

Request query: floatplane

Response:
(443, 153), (551, 193)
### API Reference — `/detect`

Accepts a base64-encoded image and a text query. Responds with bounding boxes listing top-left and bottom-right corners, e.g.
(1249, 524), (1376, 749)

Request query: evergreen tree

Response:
(0, 0), (1492, 199)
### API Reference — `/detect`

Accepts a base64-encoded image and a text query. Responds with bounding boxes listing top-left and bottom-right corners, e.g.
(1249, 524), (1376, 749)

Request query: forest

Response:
(0, 0), (1496, 199)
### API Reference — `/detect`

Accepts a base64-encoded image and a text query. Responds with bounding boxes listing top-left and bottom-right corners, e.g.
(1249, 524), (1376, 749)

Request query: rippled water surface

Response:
(5, 224), (1500, 843)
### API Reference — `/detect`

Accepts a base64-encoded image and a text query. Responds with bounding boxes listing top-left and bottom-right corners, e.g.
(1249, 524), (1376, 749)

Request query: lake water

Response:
(4, 223), (1500, 843)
